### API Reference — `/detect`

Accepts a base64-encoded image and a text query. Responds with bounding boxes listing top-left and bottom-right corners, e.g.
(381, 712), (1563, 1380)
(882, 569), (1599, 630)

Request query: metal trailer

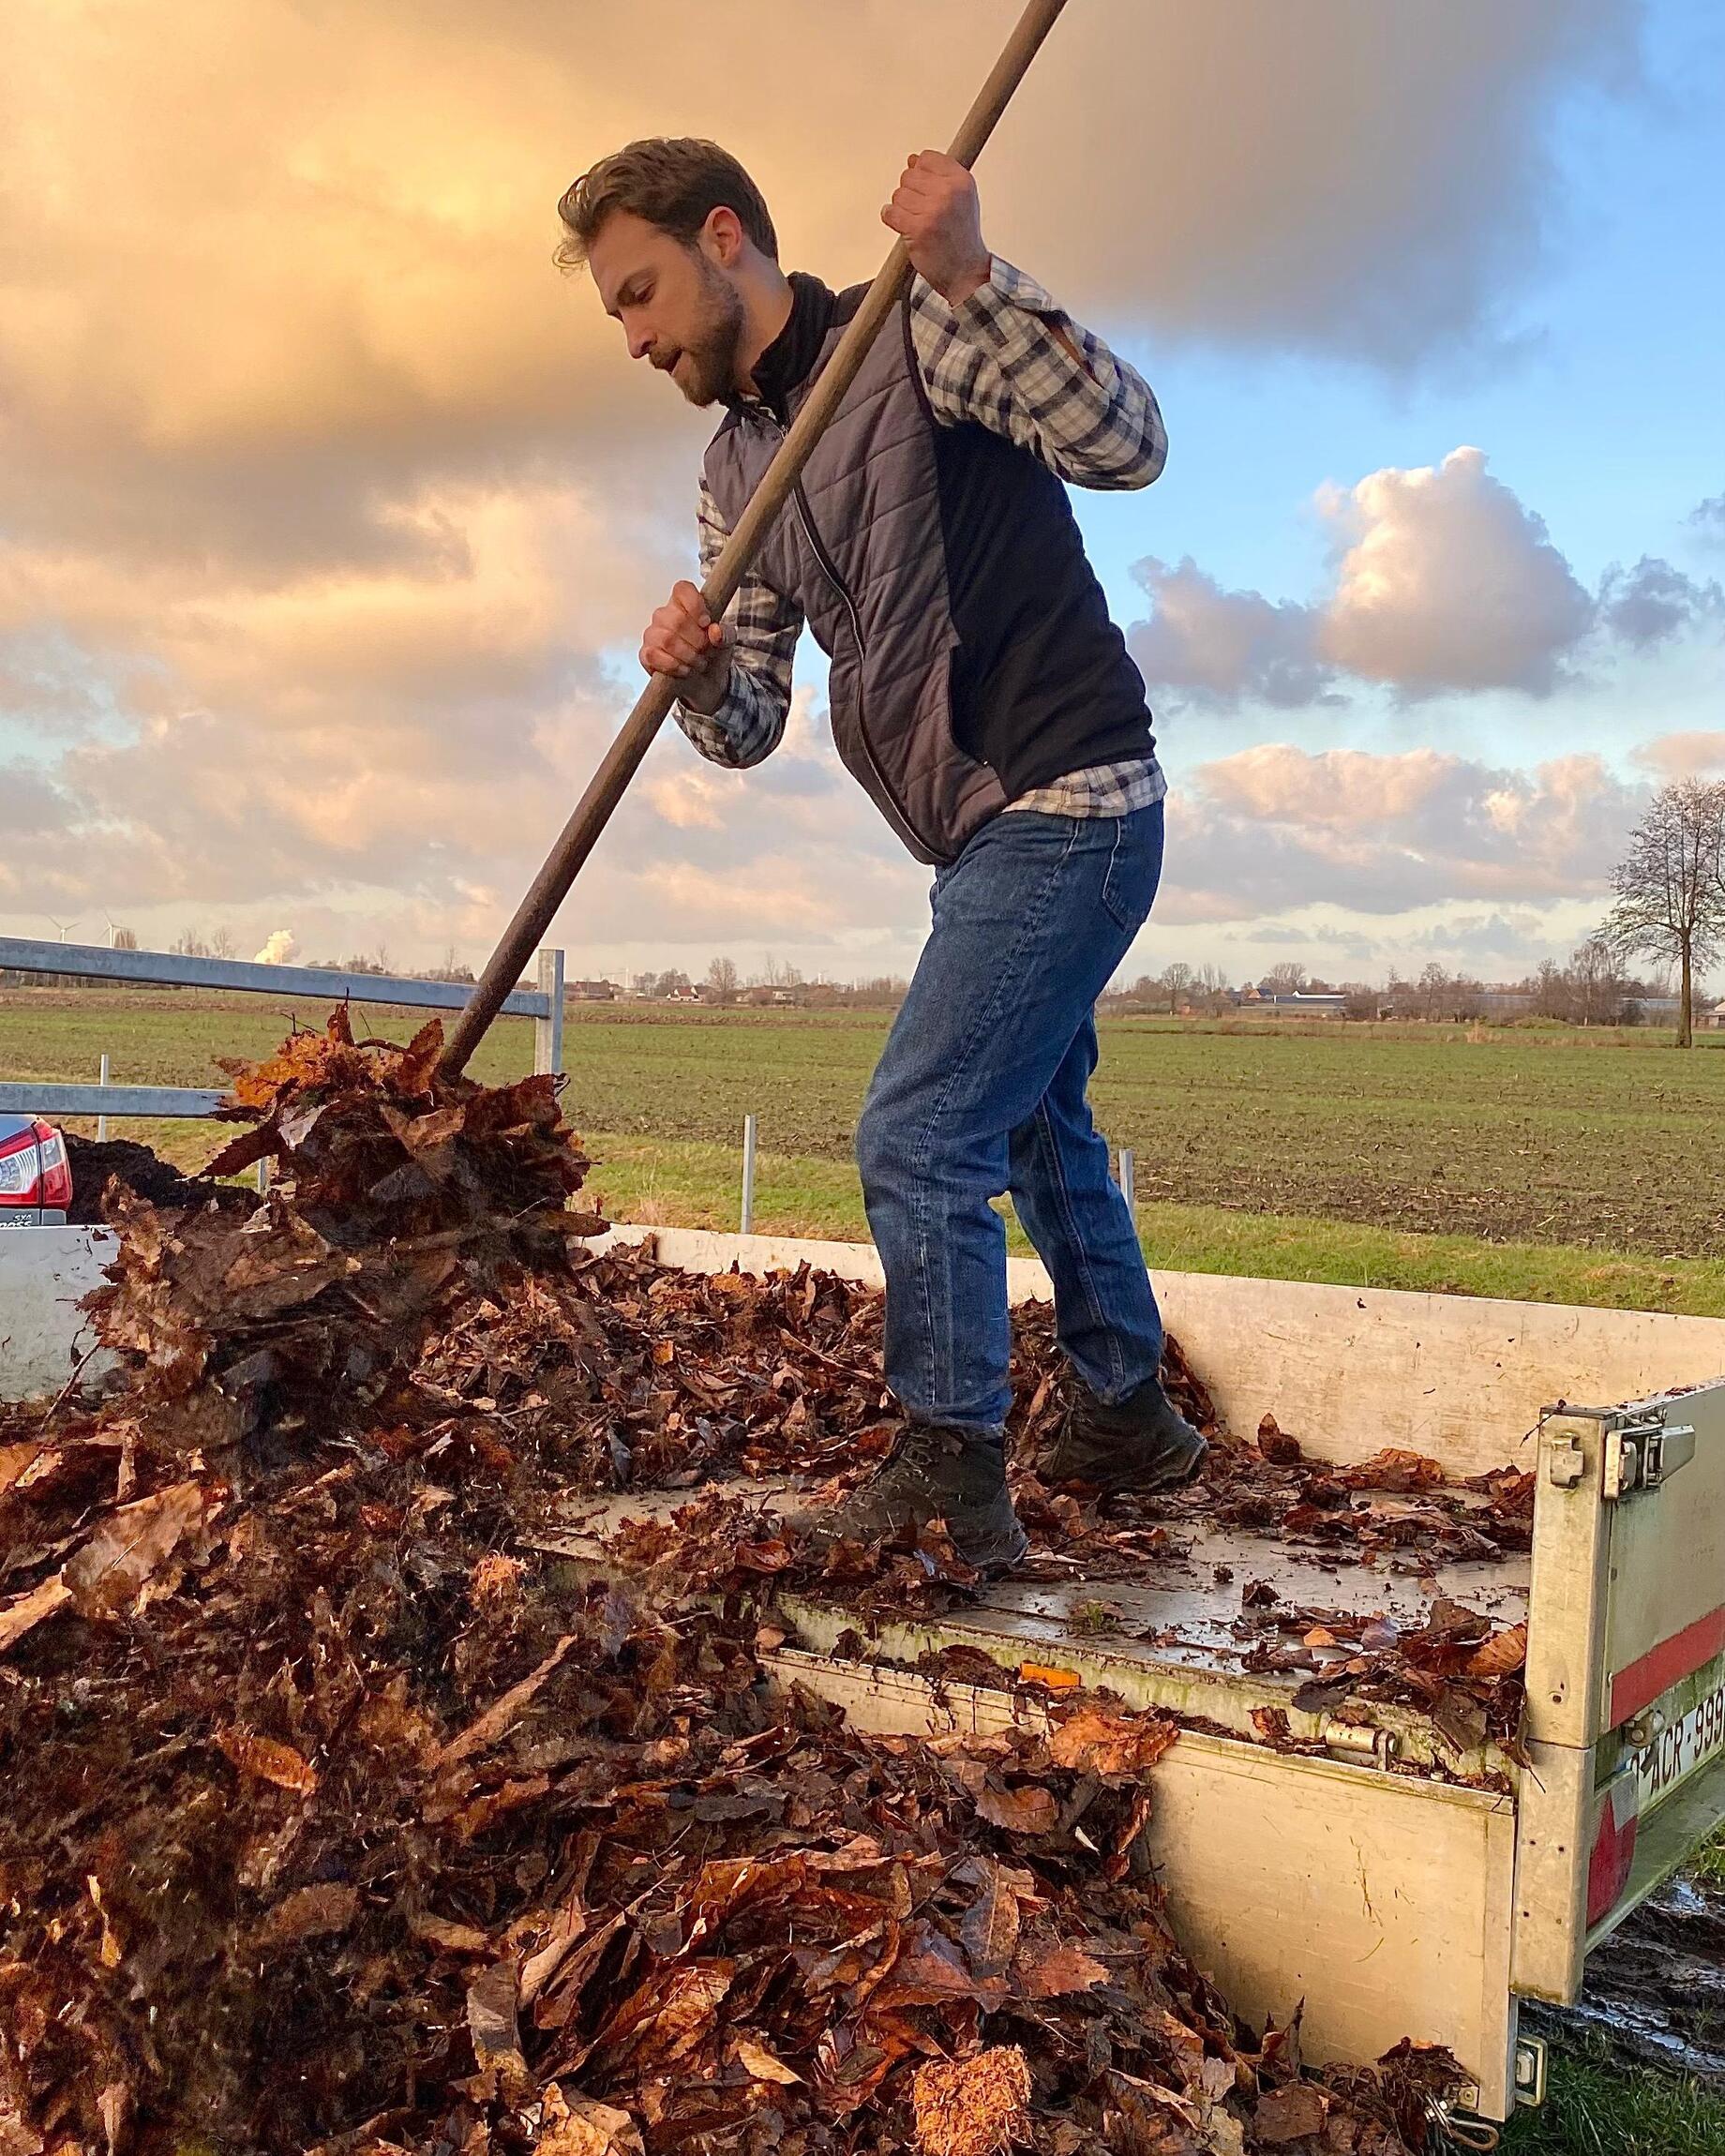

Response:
(6, 1222), (1724, 2126)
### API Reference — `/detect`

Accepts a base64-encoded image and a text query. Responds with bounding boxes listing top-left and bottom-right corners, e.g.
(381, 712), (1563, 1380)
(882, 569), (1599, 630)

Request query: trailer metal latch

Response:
(1603, 1420), (1695, 1500)
(1513, 2033), (1548, 2108)
(1545, 1432), (1586, 1489)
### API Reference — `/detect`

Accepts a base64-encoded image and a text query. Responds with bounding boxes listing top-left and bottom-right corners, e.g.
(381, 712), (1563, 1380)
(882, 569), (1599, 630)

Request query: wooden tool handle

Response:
(442, 0), (1072, 1077)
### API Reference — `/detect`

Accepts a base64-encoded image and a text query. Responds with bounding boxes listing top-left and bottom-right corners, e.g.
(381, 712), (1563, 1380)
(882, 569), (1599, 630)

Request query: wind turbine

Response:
(45, 916), (81, 944)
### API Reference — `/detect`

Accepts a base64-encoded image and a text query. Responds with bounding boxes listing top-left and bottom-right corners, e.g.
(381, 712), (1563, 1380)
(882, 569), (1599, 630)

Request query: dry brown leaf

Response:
(975, 1784), (1058, 1836)
(535, 2087), (644, 2156)
(466, 1960), (522, 2075)
(1048, 1707), (1178, 1780)
(0, 1443), (50, 1496)
(1254, 2081), (1329, 2144)
(62, 1480), (207, 1619)
(431, 1638), (577, 1771)
(216, 1728), (318, 1795)
(259, 1882), (359, 1948)
(732, 2034), (802, 2086)
(0, 1574), (72, 1656)
(1465, 1622), (1528, 1677)
(1014, 1940), (1110, 1998)
(409, 1910), (492, 1956)
(1338, 1446), (1448, 1493)
(958, 1863), (1021, 1977)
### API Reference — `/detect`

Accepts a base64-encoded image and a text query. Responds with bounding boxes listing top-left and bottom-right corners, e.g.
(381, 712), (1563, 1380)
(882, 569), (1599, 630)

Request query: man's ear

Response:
(702, 204), (746, 267)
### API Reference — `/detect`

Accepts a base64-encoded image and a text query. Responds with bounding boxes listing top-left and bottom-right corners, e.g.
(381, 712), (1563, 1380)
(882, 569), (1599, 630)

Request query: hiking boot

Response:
(784, 1423), (1029, 1572)
(1040, 1375), (1208, 1496)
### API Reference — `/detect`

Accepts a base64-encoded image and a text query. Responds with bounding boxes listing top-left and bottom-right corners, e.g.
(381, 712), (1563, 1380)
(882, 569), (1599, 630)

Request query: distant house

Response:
(568, 978), (618, 1002)
(664, 983), (700, 1004)
(1701, 1000), (1725, 1032)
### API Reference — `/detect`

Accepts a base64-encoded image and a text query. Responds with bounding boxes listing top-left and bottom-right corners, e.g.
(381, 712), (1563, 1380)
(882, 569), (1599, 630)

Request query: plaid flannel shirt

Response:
(676, 256), (1167, 819)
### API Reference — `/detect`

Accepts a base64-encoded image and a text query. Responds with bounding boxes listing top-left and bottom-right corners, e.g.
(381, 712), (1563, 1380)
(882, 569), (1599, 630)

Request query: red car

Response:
(0, 1115), (73, 1226)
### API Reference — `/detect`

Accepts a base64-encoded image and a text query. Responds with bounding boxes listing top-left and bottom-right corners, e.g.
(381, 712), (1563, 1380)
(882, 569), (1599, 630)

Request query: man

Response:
(558, 137), (1206, 1570)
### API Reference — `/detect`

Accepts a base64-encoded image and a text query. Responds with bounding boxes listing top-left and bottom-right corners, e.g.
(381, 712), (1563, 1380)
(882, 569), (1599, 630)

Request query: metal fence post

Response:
(741, 1114), (758, 1235)
(97, 1054), (110, 1144)
(1118, 1146), (1135, 1212)
(534, 948), (565, 1076)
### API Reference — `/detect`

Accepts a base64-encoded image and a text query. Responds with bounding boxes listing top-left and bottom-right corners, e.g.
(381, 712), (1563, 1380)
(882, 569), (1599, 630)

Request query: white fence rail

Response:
(0, 937), (564, 1123)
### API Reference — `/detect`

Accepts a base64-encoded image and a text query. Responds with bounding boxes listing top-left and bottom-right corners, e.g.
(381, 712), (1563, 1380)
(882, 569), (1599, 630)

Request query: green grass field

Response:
(8, 984), (1725, 2145)
(6, 989), (1724, 1313)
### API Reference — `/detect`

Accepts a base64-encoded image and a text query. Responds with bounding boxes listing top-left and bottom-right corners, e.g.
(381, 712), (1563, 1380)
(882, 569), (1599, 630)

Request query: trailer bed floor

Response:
(540, 1476), (1530, 1774)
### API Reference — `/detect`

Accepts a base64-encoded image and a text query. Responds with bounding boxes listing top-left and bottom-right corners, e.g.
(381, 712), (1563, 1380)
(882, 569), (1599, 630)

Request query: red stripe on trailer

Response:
(1610, 1604), (1725, 1728)
(1586, 1779), (1640, 1927)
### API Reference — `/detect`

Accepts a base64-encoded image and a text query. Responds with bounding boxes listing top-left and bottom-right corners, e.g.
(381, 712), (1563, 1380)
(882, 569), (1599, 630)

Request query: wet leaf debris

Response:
(1, 1011), (1484, 2152)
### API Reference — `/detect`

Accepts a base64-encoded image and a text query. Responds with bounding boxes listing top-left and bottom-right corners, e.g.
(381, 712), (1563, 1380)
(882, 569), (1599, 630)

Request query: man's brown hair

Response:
(555, 139), (778, 271)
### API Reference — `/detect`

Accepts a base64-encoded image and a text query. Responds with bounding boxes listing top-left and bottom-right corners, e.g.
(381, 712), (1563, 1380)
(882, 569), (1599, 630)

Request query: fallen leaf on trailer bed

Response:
(62, 1478), (207, 1616)
(215, 1728), (318, 1794)
(0, 1573), (72, 1655)
(1466, 1621), (1528, 1677)
(1014, 1939), (1110, 1997)
(259, 1882), (359, 1948)
(1049, 1705), (1178, 1779)
(466, 1959), (523, 2078)
(535, 2085), (643, 2156)
(732, 2034), (802, 2085)
(975, 1783), (1058, 1835)
(1337, 1447), (1448, 1493)
(1254, 2080), (1330, 2143)
(958, 1861), (1022, 1975)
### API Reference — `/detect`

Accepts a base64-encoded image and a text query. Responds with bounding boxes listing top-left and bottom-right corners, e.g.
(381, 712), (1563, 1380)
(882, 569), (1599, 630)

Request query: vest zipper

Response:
(748, 401), (938, 861)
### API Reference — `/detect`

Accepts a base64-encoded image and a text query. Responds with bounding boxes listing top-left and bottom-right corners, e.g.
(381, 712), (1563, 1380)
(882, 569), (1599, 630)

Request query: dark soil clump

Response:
(64, 1131), (248, 1222)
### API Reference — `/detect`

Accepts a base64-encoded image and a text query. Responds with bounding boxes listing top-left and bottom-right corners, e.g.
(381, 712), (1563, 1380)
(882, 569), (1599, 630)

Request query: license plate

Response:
(0, 1211), (43, 1229)
(1633, 1673), (1725, 1809)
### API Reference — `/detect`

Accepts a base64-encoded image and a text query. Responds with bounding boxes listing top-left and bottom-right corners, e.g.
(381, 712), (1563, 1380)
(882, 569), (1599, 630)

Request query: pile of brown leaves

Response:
(0, 1013), (1475, 2153)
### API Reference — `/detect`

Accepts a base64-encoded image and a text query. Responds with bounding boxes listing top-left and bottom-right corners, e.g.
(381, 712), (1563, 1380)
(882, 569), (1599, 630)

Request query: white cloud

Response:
(1316, 447), (1594, 695)
(1132, 449), (1719, 711)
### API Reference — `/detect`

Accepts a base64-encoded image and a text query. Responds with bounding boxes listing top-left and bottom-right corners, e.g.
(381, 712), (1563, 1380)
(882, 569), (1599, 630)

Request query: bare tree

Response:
(705, 955), (740, 1005)
(1160, 960), (1194, 1014)
(111, 926), (139, 951)
(209, 924), (237, 960)
(1604, 779), (1725, 1046)
(1263, 961), (1307, 996)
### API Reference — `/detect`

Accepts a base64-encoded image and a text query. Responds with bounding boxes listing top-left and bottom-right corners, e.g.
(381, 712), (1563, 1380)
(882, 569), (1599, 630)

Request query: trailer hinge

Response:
(1321, 1720), (1399, 1770)
(1602, 1418), (1696, 1501)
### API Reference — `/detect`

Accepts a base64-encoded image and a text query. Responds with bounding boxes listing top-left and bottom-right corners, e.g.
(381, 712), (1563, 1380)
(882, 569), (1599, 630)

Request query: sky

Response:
(1, 0), (1722, 990)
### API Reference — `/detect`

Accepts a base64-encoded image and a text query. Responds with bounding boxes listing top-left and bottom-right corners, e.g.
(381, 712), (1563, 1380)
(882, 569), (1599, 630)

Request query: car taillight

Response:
(0, 1122), (71, 1209)
(35, 1122), (72, 1210)
(0, 1125), (41, 1201)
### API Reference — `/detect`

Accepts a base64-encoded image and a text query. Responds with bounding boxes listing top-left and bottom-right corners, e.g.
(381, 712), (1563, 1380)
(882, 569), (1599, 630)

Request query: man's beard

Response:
(657, 263), (746, 409)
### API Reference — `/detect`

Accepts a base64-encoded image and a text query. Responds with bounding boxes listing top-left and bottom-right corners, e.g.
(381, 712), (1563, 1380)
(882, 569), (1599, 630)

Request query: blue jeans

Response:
(855, 801), (1166, 1438)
